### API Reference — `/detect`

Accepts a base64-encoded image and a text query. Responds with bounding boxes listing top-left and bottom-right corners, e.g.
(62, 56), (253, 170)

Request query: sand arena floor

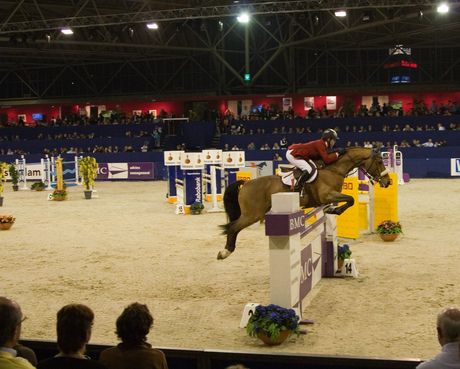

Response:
(1, 178), (459, 361)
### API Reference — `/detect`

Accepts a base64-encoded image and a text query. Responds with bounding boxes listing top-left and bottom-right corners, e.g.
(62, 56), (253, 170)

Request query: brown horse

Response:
(217, 146), (391, 260)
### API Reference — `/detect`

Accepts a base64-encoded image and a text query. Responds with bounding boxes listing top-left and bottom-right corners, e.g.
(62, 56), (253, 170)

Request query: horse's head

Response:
(363, 145), (391, 187)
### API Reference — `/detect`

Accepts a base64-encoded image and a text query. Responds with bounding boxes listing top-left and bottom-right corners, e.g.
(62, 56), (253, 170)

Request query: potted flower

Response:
(51, 189), (68, 201)
(78, 156), (98, 199)
(8, 163), (19, 191)
(189, 202), (204, 215)
(31, 181), (46, 191)
(375, 220), (403, 242)
(337, 244), (352, 269)
(0, 215), (15, 230)
(246, 304), (300, 345)
(0, 161), (8, 206)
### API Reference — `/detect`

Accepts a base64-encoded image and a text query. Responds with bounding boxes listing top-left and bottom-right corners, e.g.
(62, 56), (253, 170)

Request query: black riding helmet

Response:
(321, 128), (338, 141)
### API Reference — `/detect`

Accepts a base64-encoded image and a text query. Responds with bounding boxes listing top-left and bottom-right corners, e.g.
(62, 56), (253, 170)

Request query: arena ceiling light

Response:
(61, 29), (73, 35)
(146, 23), (158, 29)
(437, 4), (449, 12)
(335, 10), (347, 17)
(237, 13), (250, 23)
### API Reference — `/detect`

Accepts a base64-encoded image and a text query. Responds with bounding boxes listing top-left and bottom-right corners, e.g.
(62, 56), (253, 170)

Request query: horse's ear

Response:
(371, 145), (382, 158)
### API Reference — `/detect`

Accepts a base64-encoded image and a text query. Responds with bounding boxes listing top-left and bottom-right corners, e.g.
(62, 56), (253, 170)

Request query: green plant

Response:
(375, 220), (403, 235)
(338, 244), (352, 260)
(340, 98), (356, 117)
(8, 163), (19, 187)
(78, 156), (98, 190)
(0, 162), (8, 195)
(0, 215), (15, 223)
(247, 304), (300, 342)
(30, 181), (46, 190)
(189, 202), (204, 212)
(51, 189), (67, 198)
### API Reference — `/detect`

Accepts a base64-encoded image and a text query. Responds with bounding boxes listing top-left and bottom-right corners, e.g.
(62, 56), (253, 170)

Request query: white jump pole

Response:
(207, 165), (224, 213)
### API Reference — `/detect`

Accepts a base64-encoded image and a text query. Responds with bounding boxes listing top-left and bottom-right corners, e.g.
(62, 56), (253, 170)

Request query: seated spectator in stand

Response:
(37, 304), (107, 369)
(247, 143), (256, 151)
(422, 139), (434, 147)
(403, 124), (414, 131)
(224, 144), (230, 151)
(272, 142), (280, 150)
(417, 307), (460, 368)
(99, 303), (167, 369)
(0, 296), (36, 369)
(260, 143), (270, 150)
(273, 153), (282, 161)
(231, 145), (239, 151)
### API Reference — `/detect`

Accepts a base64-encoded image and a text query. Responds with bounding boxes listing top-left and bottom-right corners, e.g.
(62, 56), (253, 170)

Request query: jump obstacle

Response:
(337, 172), (398, 239)
(240, 192), (357, 331)
(382, 145), (406, 185)
(164, 150), (245, 214)
(15, 155), (82, 190)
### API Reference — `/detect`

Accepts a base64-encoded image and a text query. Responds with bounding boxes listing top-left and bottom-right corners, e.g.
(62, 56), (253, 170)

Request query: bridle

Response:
(337, 148), (389, 185)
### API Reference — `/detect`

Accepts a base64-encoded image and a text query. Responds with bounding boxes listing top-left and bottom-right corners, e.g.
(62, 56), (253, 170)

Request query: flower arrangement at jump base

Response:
(30, 181), (46, 191)
(246, 304), (300, 345)
(375, 220), (403, 242)
(189, 202), (204, 214)
(51, 189), (68, 201)
(0, 215), (15, 230)
(337, 244), (352, 269)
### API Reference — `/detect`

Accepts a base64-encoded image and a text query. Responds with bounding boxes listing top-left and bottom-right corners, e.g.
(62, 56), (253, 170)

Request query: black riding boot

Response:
(294, 170), (311, 192)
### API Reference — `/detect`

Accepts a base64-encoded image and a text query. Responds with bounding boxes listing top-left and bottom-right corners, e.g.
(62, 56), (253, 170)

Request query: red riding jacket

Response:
(288, 139), (339, 164)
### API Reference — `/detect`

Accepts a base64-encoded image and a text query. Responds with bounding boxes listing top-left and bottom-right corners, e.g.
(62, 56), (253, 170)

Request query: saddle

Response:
(278, 161), (322, 181)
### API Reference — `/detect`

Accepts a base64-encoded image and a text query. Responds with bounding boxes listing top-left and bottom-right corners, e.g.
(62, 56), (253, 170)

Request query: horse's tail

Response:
(219, 180), (245, 234)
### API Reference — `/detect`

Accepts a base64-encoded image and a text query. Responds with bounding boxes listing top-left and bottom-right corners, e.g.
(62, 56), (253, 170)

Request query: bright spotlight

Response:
(335, 10), (347, 17)
(147, 23), (158, 29)
(437, 4), (449, 13)
(61, 29), (73, 35)
(237, 13), (250, 23)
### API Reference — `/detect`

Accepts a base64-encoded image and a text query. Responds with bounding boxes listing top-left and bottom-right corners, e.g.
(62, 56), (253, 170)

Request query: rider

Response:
(286, 128), (347, 192)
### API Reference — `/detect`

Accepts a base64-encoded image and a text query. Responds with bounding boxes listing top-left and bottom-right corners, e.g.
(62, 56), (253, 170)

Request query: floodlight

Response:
(437, 4), (449, 13)
(335, 10), (347, 17)
(147, 23), (158, 29)
(61, 29), (73, 35)
(237, 13), (250, 23)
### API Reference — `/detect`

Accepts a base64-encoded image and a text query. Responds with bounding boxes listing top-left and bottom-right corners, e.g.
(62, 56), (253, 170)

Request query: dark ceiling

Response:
(1, 0), (460, 104)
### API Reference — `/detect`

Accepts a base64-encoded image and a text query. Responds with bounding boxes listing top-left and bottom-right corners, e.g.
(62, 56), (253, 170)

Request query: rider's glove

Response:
(337, 148), (347, 156)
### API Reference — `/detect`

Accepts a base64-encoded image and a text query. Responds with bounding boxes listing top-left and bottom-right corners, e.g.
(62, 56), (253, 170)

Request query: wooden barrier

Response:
(337, 173), (398, 238)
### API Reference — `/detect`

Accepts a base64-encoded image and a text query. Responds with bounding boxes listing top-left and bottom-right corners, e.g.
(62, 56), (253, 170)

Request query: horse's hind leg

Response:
(217, 212), (266, 260)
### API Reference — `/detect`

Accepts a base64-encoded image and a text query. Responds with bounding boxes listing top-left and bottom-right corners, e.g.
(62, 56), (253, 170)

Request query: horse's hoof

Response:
(217, 250), (231, 260)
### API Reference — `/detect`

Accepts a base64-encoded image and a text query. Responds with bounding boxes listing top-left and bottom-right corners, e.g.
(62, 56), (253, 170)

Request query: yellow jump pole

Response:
(56, 158), (64, 191)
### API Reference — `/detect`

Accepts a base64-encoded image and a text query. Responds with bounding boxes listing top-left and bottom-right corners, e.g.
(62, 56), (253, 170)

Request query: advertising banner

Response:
(97, 162), (154, 179)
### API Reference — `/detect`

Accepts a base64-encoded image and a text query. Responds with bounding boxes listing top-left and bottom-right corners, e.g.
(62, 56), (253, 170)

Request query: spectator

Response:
(280, 136), (288, 149)
(417, 307), (460, 369)
(0, 297), (36, 369)
(99, 303), (168, 369)
(37, 304), (107, 369)
(273, 153), (282, 161)
(272, 142), (280, 149)
(429, 100), (438, 115)
(422, 139), (434, 147)
(231, 145), (239, 151)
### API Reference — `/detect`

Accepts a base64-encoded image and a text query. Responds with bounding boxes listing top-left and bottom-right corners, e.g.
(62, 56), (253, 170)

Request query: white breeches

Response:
(286, 149), (314, 172)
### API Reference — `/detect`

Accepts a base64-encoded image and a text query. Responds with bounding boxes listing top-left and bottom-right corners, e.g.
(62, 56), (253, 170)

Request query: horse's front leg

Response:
(322, 191), (354, 216)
